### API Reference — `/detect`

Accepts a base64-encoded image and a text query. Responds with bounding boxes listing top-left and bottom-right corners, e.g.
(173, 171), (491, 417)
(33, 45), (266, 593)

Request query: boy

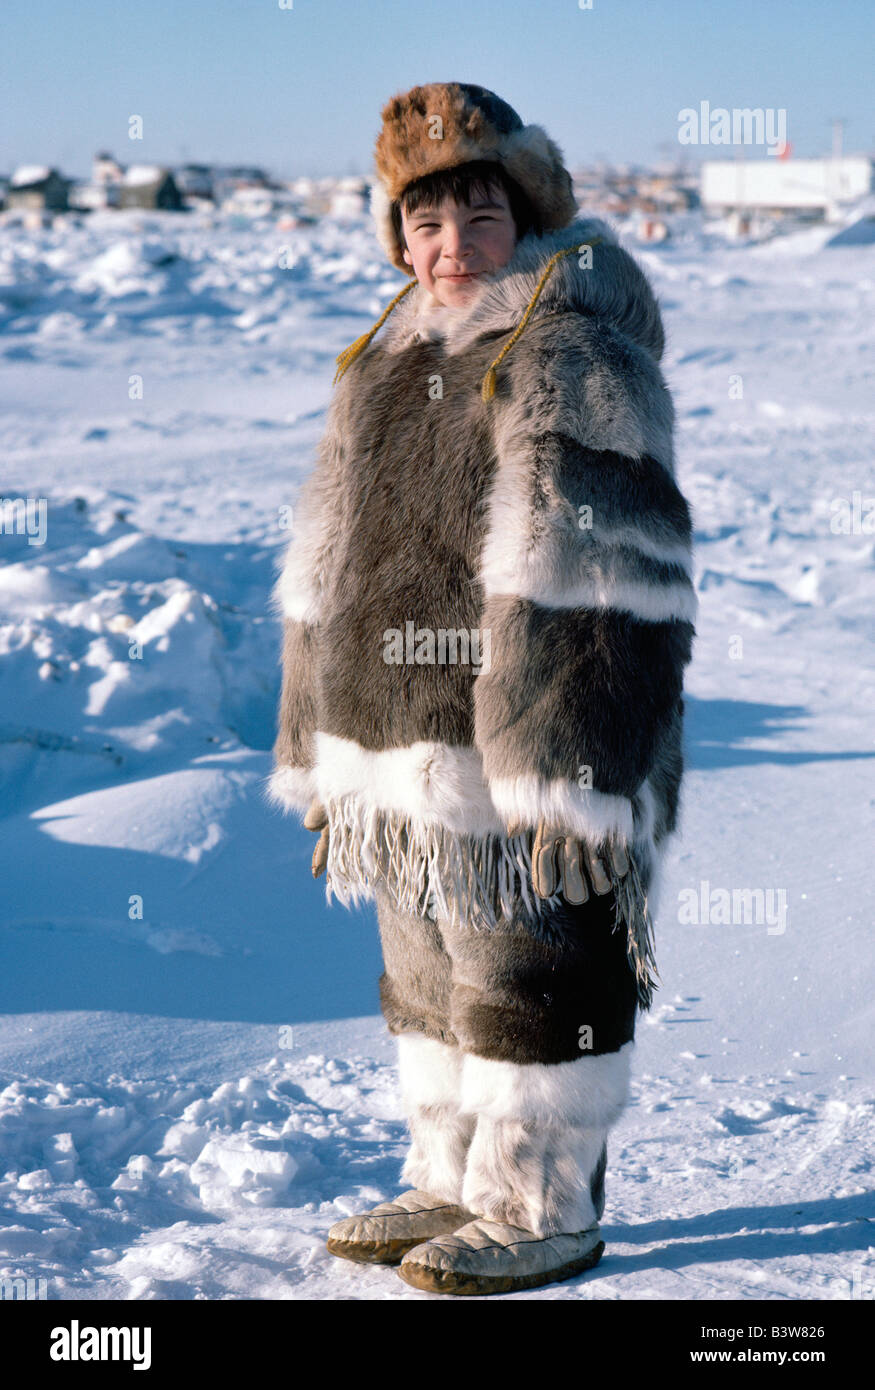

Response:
(269, 83), (696, 1295)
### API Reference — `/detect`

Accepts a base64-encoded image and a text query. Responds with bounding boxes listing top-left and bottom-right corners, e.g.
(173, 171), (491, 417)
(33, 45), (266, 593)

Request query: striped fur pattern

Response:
(268, 217), (696, 1008)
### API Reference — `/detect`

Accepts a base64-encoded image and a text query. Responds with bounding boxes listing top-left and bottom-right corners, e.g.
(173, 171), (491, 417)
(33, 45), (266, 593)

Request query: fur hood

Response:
(371, 216), (666, 365)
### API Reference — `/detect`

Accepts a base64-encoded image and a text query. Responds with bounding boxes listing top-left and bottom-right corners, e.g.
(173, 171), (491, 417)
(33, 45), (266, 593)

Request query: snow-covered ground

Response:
(1, 207), (873, 1300)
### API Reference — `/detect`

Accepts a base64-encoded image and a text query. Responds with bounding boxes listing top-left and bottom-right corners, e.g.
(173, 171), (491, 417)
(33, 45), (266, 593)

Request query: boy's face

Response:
(400, 185), (518, 307)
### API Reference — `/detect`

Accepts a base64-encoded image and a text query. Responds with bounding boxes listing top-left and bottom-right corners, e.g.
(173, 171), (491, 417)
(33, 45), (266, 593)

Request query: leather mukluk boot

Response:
(327, 1033), (475, 1265)
(397, 1044), (631, 1295)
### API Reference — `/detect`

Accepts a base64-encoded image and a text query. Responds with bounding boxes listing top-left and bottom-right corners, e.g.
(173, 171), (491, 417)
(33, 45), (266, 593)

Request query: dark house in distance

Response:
(118, 166), (183, 211)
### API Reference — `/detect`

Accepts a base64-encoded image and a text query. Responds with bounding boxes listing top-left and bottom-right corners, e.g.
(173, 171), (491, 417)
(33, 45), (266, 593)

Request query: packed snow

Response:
(0, 206), (873, 1300)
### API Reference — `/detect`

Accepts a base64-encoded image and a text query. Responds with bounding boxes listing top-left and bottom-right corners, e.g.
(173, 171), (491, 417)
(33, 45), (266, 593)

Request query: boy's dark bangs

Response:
(400, 161), (508, 216)
(391, 160), (541, 247)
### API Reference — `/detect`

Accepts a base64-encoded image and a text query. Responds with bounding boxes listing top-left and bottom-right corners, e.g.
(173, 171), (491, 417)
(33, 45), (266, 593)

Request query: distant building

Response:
(64, 153), (124, 212)
(174, 163), (215, 205)
(214, 165), (300, 218)
(7, 165), (70, 211)
(222, 184), (304, 219)
(212, 165), (272, 205)
(221, 184), (276, 217)
(93, 151), (126, 186)
(68, 181), (117, 212)
(118, 165), (184, 211)
(701, 156), (874, 219)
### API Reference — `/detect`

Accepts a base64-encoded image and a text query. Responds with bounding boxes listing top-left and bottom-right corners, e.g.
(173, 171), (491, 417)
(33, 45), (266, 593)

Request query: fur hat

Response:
(370, 82), (578, 274)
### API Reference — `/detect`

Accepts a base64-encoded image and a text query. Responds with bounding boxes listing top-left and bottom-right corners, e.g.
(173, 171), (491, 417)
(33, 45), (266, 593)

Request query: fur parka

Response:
(268, 215), (697, 1007)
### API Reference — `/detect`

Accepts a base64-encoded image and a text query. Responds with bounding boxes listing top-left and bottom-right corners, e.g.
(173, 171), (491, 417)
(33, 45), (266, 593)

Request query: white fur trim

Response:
(270, 442), (348, 625)
(401, 1103), (474, 1207)
(313, 732), (505, 836)
(298, 733), (664, 966)
(396, 1035), (472, 1204)
(311, 734), (565, 925)
(273, 523), (330, 625)
(487, 775), (635, 845)
(273, 566), (320, 627)
(487, 572), (697, 624)
(265, 764), (317, 816)
(459, 1029), (634, 1232)
(460, 1041), (634, 1130)
(461, 1111), (608, 1236)
(397, 1033), (463, 1108)
(369, 177), (405, 270)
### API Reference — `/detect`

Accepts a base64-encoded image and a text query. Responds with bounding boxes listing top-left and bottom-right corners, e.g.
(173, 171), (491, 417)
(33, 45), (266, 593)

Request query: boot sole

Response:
(326, 1234), (431, 1266)
(326, 1200), (475, 1265)
(396, 1239), (605, 1295)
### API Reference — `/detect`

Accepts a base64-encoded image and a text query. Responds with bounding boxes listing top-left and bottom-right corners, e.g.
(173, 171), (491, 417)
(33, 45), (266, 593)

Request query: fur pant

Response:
(376, 883), (638, 1237)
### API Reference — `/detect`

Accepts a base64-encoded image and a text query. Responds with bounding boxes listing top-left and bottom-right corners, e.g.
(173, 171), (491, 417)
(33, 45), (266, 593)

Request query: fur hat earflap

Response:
(371, 82), (577, 273)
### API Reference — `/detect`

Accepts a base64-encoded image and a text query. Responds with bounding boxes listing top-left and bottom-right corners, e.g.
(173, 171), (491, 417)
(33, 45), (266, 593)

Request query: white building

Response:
(701, 156), (874, 220)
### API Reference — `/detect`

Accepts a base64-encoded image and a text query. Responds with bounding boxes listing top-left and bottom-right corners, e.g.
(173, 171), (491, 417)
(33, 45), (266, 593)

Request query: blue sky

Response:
(1, 0), (871, 179)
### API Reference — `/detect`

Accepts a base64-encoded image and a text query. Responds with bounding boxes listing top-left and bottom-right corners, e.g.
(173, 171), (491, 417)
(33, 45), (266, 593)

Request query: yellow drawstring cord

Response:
(332, 236), (603, 396)
(480, 237), (602, 401)
(333, 278), (418, 384)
